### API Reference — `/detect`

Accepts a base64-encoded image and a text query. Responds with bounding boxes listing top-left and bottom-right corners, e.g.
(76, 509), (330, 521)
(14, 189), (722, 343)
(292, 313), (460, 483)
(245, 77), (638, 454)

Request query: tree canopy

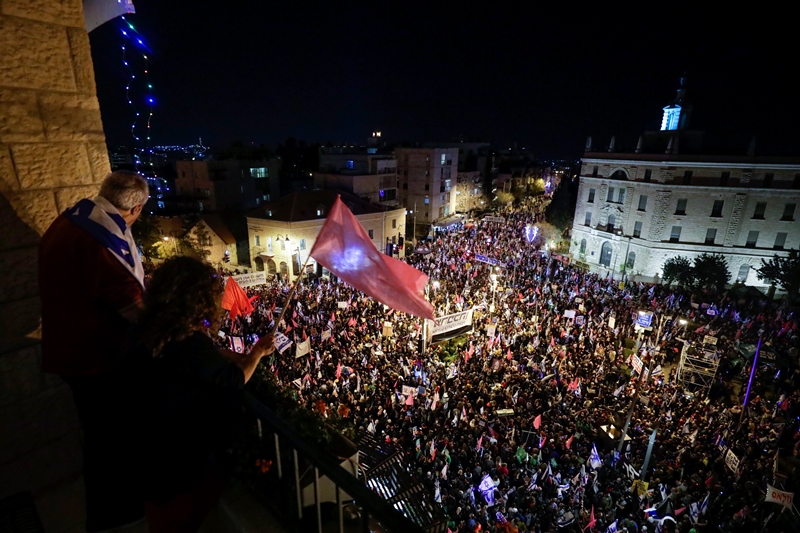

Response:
(756, 249), (800, 301)
(662, 253), (730, 292)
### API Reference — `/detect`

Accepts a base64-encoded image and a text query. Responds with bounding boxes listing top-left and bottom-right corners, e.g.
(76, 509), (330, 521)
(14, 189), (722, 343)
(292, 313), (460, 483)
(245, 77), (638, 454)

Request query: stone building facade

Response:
(570, 154), (800, 289)
(0, 0), (112, 522)
(395, 147), (458, 231)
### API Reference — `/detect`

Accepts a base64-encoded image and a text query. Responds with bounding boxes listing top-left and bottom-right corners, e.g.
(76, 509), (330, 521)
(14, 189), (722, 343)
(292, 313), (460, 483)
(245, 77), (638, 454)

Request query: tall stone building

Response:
(569, 81), (800, 290)
(0, 1), (122, 527)
(395, 147), (459, 237)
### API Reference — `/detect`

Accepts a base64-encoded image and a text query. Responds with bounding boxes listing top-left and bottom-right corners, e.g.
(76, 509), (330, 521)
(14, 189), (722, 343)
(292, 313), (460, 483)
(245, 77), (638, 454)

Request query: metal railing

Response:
(242, 392), (425, 533)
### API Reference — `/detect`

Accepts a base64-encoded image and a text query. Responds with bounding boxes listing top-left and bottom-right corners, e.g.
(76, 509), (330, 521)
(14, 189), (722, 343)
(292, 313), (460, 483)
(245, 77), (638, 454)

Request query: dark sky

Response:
(89, 2), (798, 160)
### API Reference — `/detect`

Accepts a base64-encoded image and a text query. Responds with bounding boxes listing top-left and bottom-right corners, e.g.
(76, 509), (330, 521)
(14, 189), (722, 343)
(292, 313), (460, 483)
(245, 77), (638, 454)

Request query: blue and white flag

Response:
(688, 502), (700, 523)
(590, 443), (603, 469)
(65, 197), (145, 288)
(527, 472), (538, 491)
(434, 479), (441, 503)
(605, 519), (618, 533)
(699, 493), (709, 515)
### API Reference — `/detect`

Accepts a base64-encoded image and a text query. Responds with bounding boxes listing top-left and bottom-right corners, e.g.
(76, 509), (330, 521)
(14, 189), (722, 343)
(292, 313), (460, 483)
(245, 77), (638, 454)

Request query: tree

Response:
(181, 215), (212, 263)
(756, 249), (800, 300)
(544, 176), (578, 231)
(131, 212), (163, 261)
(692, 253), (730, 292)
(494, 191), (514, 206)
(662, 255), (693, 286)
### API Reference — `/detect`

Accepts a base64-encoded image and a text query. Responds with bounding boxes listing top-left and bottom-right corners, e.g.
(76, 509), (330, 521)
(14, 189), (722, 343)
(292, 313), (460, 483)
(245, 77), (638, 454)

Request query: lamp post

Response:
(163, 236), (178, 256)
(490, 272), (498, 315)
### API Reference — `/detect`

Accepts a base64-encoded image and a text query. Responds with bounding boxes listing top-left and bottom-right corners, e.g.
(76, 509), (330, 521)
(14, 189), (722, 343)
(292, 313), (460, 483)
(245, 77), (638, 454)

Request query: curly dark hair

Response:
(138, 256), (224, 357)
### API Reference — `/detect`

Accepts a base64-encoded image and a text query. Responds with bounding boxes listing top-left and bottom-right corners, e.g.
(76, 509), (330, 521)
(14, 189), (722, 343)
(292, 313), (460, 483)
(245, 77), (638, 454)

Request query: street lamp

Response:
(163, 236), (178, 256)
(490, 272), (498, 314)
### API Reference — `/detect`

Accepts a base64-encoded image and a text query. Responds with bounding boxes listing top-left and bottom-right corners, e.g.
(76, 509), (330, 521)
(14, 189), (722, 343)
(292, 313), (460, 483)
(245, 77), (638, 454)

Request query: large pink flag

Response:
(310, 197), (435, 320)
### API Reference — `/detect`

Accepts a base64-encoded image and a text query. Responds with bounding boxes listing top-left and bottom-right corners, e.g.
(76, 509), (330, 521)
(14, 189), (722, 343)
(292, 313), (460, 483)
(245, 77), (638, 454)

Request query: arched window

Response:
(266, 259), (277, 275)
(279, 262), (288, 278)
(579, 239), (587, 254)
(607, 214), (616, 232)
(626, 251), (636, 270)
(599, 242), (613, 267)
(253, 256), (264, 272)
(316, 204), (326, 217)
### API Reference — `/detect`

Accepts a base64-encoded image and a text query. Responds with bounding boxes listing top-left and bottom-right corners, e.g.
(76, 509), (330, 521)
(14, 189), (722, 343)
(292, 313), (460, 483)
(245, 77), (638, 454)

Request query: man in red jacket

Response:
(39, 170), (149, 532)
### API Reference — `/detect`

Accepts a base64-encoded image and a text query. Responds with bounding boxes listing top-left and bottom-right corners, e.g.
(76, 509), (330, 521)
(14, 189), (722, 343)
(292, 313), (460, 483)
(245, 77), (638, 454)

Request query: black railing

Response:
(242, 392), (425, 533)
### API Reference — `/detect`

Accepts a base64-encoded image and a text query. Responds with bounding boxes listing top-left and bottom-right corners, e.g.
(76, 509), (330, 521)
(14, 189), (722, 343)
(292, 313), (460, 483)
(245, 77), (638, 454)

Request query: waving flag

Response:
(533, 414), (542, 429)
(221, 276), (254, 320)
(527, 472), (538, 491)
(590, 443), (603, 469)
(605, 519), (618, 533)
(309, 197), (434, 319)
(583, 505), (596, 531)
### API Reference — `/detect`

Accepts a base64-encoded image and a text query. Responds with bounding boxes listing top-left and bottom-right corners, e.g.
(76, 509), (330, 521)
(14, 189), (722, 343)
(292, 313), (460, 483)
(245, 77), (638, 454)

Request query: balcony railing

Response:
(241, 392), (425, 533)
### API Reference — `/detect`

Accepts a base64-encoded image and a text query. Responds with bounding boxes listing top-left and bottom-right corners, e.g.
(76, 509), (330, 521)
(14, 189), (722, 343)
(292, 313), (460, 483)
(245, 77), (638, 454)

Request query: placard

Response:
(563, 310), (576, 319)
(703, 335), (718, 346)
(725, 449), (740, 472)
(382, 321), (393, 337)
(765, 484), (794, 508)
(229, 271), (267, 288)
(275, 332), (293, 354)
(608, 316), (616, 329)
(337, 301), (348, 309)
(431, 309), (474, 343)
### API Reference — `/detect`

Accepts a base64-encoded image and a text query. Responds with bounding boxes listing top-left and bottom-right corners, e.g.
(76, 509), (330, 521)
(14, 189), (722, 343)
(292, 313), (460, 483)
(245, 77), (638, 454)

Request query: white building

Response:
(247, 190), (407, 280)
(569, 82), (800, 290)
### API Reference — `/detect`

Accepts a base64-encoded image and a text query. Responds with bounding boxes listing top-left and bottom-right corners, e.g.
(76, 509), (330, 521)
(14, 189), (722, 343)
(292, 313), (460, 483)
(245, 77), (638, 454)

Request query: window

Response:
(267, 210), (273, 217)
(752, 202), (766, 219)
(368, 229), (374, 239)
(617, 188), (626, 204)
(670, 226), (682, 243)
(280, 238), (285, 251)
(599, 242), (612, 267)
(607, 215), (616, 232)
(607, 187), (615, 202)
(633, 221), (642, 238)
(764, 173), (774, 188)
(711, 200), (724, 217)
(579, 239), (587, 254)
(683, 170), (693, 185)
(644, 169), (652, 182)
(745, 230), (759, 248)
(705, 228), (717, 244)
(250, 167), (268, 178)
(782, 203), (796, 221)
(737, 264), (750, 283)
(638, 195), (648, 211)
(267, 237), (273, 253)
(721, 171), (730, 186)
(774, 232), (787, 250)
(588, 188), (596, 203)
(592, 166), (598, 177)
(425, 184), (430, 191)
(626, 252), (636, 270)
(299, 238), (306, 250)
(675, 198), (687, 216)
(255, 235), (260, 246)
(424, 197), (430, 205)
(585, 212), (592, 226)
(441, 154), (446, 165)
(392, 219), (397, 229)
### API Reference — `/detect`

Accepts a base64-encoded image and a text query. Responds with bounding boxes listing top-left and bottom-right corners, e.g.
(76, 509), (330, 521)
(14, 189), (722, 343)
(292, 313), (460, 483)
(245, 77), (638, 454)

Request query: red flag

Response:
(336, 362), (342, 378)
(309, 197), (435, 320)
(221, 277), (254, 320)
(331, 312), (336, 322)
(533, 414), (542, 429)
(348, 317), (357, 327)
(565, 434), (574, 449)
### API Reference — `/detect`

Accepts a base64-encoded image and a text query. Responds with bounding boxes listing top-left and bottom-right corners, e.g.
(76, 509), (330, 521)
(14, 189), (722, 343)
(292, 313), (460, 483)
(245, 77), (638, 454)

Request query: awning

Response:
(433, 214), (466, 228)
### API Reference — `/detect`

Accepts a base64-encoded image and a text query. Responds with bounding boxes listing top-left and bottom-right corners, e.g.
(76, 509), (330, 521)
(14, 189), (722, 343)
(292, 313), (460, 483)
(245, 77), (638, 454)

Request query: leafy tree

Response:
(662, 255), (693, 286)
(131, 212), (163, 261)
(181, 215), (212, 263)
(756, 249), (800, 300)
(494, 191), (514, 206)
(692, 253), (730, 292)
(544, 176), (578, 231)
(530, 178), (546, 195)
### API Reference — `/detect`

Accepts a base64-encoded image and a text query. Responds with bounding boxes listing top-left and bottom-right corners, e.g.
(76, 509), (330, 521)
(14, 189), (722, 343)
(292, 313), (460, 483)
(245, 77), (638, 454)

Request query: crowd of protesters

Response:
(218, 196), (800, 533)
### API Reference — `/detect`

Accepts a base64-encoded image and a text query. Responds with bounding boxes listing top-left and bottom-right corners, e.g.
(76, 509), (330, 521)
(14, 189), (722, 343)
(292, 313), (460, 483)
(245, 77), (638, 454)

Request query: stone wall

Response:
(0, 0), (109, 498)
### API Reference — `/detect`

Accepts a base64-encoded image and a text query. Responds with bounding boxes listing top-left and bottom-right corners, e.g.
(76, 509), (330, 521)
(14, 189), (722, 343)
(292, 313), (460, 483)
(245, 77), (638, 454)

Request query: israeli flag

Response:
(699, 493), (709, 515)
(689, 502), (699, 523)
(527, 472), (538, 491)
(605, 519), (618, 533)
(590, 443), (603, 469)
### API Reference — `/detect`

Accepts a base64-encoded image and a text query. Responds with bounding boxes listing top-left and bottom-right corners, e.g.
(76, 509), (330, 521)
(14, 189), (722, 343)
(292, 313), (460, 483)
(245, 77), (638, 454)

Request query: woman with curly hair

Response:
(131, 256), (274, 532)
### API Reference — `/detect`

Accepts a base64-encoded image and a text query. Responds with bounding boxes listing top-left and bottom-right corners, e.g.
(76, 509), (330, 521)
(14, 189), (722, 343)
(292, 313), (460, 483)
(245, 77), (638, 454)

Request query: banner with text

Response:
(229, 271), (267, 288)
(765, 484), (794, 508)
(429, 309), (474, 344)
(474, 254), (507, 268)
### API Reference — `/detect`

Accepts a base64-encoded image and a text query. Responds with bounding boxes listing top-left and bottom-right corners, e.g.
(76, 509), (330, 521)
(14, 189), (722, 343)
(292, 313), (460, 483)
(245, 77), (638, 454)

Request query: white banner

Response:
(322, 328), (331, 341)
(337, 301), (348, 309)
(608, 316), (616, 329)
(430, 309), (474, 337)
(295, 338), (310, 358)
(632, 354), (644, 375)
(765, 484), (794, 508)
(229, 271), (267, 288)
(402, 385), (417, 398)
(484, 215), (506, 223)
(275, 332), (293, 354)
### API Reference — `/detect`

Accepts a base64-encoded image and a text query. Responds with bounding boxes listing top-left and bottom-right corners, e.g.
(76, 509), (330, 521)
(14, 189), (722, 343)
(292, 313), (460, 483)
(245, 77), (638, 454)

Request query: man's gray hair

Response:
(98, 171), (149, 210)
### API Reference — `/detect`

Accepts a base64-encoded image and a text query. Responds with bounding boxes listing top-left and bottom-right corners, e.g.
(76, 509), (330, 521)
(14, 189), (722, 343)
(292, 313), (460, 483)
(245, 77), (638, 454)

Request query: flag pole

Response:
(270, 253), (314, 336)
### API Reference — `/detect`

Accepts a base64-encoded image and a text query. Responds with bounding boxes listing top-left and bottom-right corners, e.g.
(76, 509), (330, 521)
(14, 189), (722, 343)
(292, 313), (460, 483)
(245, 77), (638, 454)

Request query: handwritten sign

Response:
(229, 271), (267, 288)
(725, 449), (740, 472)
(703, 335), (718, 346)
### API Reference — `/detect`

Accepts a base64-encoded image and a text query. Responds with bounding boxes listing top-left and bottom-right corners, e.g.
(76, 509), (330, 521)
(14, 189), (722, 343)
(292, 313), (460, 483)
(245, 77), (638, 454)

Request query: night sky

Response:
(89, 2), (798, 159)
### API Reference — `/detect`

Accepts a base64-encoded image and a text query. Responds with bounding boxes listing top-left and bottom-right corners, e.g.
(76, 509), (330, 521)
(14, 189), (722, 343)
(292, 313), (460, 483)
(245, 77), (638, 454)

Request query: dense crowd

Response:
(218, 197), (800, 533)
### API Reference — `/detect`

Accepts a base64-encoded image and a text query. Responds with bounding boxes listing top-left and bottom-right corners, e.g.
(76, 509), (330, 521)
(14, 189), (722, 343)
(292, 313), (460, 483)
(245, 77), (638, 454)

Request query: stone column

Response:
(0, 0), (110, 501)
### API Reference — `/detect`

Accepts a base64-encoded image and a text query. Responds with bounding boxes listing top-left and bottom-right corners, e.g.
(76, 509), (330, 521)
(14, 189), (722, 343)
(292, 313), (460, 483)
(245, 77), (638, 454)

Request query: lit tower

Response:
(660, 75), (692, 131)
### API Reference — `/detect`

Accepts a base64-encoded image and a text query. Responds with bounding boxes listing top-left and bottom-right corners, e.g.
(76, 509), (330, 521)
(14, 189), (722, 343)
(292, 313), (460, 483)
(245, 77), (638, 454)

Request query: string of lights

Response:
(119, 15), (156, 175)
